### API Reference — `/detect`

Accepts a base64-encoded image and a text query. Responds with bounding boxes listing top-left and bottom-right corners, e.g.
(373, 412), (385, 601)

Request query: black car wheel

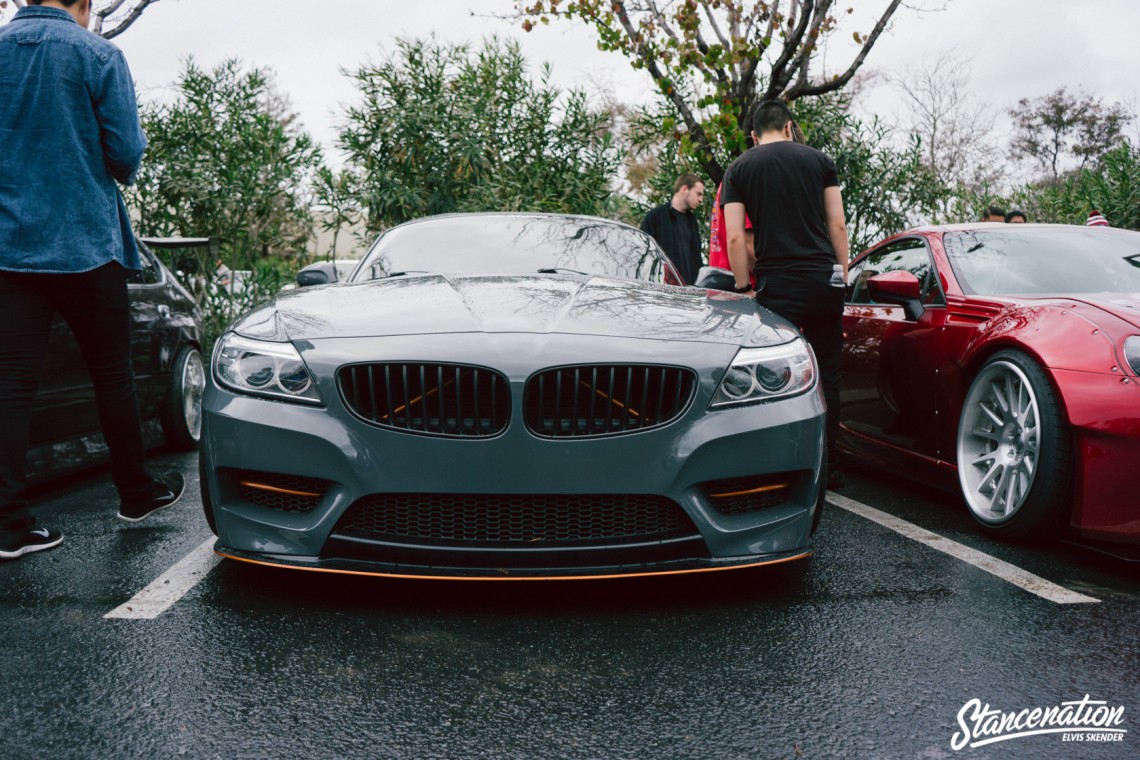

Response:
(955, 350), (1071, 540)
(161, 346), (205, 451)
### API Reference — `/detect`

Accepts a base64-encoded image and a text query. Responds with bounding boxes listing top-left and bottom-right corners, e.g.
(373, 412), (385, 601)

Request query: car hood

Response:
(232, 274), (796, 347)
(1065, 294), (1140, 330)
(1010, 293), (1140, 331)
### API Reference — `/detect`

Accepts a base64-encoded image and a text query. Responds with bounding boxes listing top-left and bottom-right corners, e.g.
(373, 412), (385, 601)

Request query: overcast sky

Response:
(109, 0), (1140, 156)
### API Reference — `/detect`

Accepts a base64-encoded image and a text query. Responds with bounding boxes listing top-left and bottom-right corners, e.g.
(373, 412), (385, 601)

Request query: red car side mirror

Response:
(868, 270), (924, 321)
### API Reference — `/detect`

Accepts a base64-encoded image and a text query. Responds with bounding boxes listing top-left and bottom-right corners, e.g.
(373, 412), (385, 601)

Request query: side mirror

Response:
(694, 266), (736, 292)
(868, 270), (925, 321)
(296, 261), (338, 287)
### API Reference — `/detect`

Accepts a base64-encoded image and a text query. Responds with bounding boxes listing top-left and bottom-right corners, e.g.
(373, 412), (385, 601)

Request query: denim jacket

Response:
(0, 6), (147, 273)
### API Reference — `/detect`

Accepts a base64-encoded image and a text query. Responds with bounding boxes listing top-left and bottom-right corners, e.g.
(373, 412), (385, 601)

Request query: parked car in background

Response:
(26, 239), (205, 483)
(201, 212), (827, 579)
(840, 223), (1140, 556)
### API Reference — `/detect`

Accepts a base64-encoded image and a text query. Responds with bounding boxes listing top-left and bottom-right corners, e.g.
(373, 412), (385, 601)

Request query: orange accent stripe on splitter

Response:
(212, 549), (812, 581)
(708, 483), (789, 499)
(239, 480), (323, 499)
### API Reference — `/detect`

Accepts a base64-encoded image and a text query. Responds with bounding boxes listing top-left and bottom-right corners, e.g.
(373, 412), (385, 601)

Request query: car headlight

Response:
(214, 333), (322, 404)
(1125, 336), (1140, 375)
(710, 340), (816, 408)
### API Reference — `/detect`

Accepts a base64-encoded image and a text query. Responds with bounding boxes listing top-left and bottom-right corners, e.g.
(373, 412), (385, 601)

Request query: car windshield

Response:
(351, 215), (680, 285)
(944, 226), (1140, 295)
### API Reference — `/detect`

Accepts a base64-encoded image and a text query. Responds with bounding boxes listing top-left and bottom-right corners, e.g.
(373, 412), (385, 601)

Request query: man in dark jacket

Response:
(0, 0), (185, 561)
(640, 174), (706, 284)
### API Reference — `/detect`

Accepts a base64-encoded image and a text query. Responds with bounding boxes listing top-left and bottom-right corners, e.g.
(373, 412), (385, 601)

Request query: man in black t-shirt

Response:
(640, 173), (705, 284)
(721, 99), (850, 489)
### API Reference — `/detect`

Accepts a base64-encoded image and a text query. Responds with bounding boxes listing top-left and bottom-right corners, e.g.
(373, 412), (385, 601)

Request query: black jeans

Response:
(756, 269), (845, 468)
(0, 262), (152, 542)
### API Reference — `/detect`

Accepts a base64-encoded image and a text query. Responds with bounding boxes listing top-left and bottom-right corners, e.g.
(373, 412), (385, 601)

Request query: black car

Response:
(26, 238), (205, 483)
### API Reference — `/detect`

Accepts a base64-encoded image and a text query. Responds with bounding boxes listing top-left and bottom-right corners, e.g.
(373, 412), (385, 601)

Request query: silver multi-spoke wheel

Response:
(162, 347), (206, 450)
(958, 359), (1040, 523)
(180, 349), (205, 442)
(956, 350), (1070, 540)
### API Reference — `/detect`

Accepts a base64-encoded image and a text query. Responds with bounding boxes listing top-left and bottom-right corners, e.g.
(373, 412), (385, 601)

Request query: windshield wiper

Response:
(537, 267), (589, 275)
(382, 270), (432, 278)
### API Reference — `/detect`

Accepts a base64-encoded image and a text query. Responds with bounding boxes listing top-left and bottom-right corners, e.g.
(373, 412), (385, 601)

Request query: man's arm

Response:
(688, 214), (704, 278)
(823, 185), (849, 279)
(94, 50), (147, 186)
(639, 206), (658, 237)
(723, 202), (753, 293)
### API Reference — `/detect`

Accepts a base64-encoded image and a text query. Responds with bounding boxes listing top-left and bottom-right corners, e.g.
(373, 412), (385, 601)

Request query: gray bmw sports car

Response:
(200, 213), (826, 579)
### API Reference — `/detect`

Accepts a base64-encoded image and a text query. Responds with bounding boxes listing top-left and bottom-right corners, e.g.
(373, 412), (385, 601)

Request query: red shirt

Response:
(709, 183), (753, 281)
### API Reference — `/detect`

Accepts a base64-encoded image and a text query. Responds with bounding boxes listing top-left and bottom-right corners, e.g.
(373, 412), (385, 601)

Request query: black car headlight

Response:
(214, 333), (322, 404)
(1125, 336), (1140, 375)
(710, 339), (816, 408)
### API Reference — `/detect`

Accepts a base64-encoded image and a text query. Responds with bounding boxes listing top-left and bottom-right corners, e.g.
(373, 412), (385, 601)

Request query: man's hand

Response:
(723, 201), (753, 294)
(823, 186), (849, 278)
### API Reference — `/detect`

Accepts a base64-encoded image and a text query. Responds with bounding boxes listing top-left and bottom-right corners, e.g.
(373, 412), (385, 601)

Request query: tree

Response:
(1009, 87), (1132, 181)
(794, 94), (943, 250)
(312, 167), (360, 259)
(0, 0), (159, 37)
(125, 57), (324, 324)
(1009, 142), (1140, 230)
(335, 37), (624, 235)
(887, 53), (1001, 223)
(515, 0), (913, 183)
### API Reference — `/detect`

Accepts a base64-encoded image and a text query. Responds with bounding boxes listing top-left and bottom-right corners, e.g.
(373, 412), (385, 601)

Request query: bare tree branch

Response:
(611, 1), (721, 180)
(97, 0), (160, 39)
(785, 0), (902, 100)
(513, 0), (916, 182)
(702, 2), (731, 49)
(763, 0), (817, 100)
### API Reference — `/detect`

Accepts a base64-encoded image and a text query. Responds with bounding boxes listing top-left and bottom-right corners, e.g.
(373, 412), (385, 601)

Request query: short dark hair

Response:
(752, 100), (794, 135)
(1005, 209), (1027, 223)
(29, 0), (85, 6)
(673, 173), (703, 194)
(985, 205), (1006, 219)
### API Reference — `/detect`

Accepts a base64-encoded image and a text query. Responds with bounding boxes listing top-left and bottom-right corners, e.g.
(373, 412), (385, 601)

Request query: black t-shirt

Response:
(721, 142), (839, 275)
(639, 202), (702, 284)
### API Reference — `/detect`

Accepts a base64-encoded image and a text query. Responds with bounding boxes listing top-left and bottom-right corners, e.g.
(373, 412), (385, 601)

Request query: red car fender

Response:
(958, 302), (1122, 379)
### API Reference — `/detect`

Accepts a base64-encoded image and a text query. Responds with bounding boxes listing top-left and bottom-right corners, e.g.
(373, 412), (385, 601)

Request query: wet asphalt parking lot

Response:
(2, 450), (1137, 760)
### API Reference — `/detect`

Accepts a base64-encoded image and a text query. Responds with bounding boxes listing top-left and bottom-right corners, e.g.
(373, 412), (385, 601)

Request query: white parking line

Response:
(827, 492), (1100, 605)
(104, 536), (220, 620)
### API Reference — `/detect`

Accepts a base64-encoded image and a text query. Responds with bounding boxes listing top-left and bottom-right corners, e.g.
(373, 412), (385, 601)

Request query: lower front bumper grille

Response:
(332, 492), (697, 545)
(700, 473), (798, 516)
(236, 470), (331, 513)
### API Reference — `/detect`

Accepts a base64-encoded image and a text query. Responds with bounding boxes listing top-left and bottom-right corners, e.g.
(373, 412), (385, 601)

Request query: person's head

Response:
(751, 99), (796, 139)
(1005, 209), (1027, 223)
(983, 205), (1006, 223)
(672, 174), (705, 212)
(1087, 210), (1110, 227)
(29, 0), (91, 27)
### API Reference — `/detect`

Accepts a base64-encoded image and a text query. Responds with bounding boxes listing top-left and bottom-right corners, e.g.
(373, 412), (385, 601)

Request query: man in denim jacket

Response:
(0, 0), (184, 561)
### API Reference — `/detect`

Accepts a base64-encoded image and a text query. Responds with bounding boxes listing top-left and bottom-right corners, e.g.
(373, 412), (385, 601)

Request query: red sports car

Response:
(840, 223), (1140, 554)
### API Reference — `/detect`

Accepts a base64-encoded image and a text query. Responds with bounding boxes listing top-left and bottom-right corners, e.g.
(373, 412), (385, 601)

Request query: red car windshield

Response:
(944, 226), (1140, 295)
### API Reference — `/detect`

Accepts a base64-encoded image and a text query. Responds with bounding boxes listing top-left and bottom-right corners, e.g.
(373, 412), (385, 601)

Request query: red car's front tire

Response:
(956, 350), (1071, 541)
